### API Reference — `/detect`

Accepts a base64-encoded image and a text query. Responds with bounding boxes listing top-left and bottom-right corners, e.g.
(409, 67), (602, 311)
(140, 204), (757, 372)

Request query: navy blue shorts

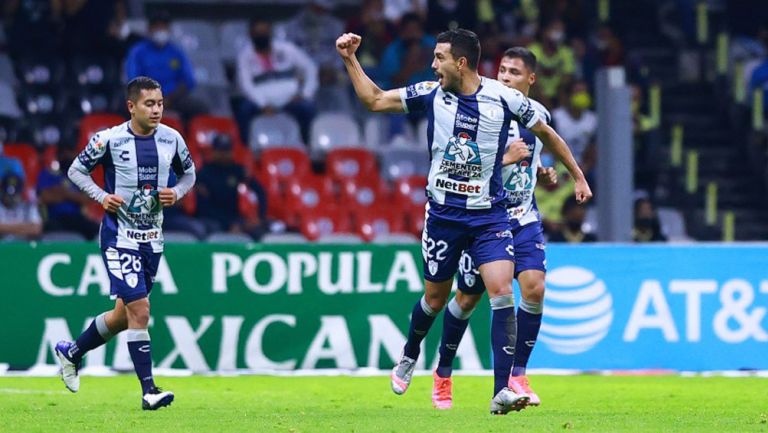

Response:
(458, 221), (546, 294)
(421, 203), (515, 282)
(102, 246), (161, 303)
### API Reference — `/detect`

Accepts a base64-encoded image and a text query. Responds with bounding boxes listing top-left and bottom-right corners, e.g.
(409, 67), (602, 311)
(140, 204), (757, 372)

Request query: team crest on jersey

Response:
(441, 132), (482, 178)
(125, 273), (139, 289)
(428, 260), (438, 276)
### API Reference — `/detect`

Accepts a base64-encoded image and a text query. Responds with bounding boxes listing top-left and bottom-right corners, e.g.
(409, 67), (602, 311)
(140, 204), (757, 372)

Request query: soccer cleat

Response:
(142, 387), (174, 410)
(508, 375), (540, 406)
(489, 387), (529, 415)
(390, 354), (416, 395)
(431, 371), (453, 409)
(54, 341), (81, 393)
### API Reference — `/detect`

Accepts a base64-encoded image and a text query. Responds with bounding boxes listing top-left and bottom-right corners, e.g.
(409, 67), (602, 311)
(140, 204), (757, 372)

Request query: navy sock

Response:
(71, 313), (113, 363)
(512, 299), (543, 377)
(490, 295), (517, 395)
(436, 298), (473, 378)
(403, 296), (437, 360)
(127, 329), (155, 395)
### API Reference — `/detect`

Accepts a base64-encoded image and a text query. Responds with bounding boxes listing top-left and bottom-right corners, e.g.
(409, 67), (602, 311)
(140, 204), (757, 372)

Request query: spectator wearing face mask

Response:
(124, 10), (206, 121)
(528, 19), (575, 107)
(236, 17), (318, 144)
(0, 173), (42, 240)
(548, 196), (597, 243)
(552, 80), (597, 174)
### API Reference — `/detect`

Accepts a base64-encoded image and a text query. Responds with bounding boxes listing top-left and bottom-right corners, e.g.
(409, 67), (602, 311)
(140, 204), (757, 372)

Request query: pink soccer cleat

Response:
(508, 375), (540, 406)
(431, 371), (453, 409)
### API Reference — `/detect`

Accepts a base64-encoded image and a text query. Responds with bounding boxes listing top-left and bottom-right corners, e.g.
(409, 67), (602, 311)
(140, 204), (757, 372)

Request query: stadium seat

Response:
(78, 113), (125, 149)
(237, 182), (262, 223)
(658, 207), (692, 242)
(325, 148), (378, 182)
(339, 177), (390, 211)
(188, 53), (228, 88)
(363, 116), (417, 152)
(309, 112), (362, 157)
(206, 232), (254, 243)
(353, 206), (406, 242)
(299, 206), (353, 241)
(0, 82), (22, 119)
(260, 148), (311, 185)
(392, 175), (428, 210)
(187, 115), (250, 171)
(161, 113), (185, 137)
(379, 147), (430, 181)
(68, 56), (119, 89)
(218, 21), (250, 64)
(17, 58), (63, 89)
(284, 174), (337, 227)
(417, 118), (428, 146)
(3, 143), (40, 187)
(171, 20), (219, 53)
(0, 54), (17, 87)
(248, 113), (303, 151)
(403, 206), (426, 238)
(261, 232), (309, 244)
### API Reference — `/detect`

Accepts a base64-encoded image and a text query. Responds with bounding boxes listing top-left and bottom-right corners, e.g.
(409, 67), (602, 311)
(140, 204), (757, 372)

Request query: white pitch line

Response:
(0, 388), (68, 395)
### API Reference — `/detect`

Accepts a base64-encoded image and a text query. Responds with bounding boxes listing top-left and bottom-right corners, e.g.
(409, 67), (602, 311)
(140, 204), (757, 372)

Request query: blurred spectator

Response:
(748, 30), (768, 103)
(633, 197), (667, 242)
(379, 13), (435, 89)
(236, 17), (318, 144)
(552, 80), (597, 174)
(346, 0), (395, 84)
(0, 144), (25, 181)
(278, 0), (344, 81)
(36, 142), (99, 239)
(124, 10), (207, 121)
(424, 0), (477, 35)
(594, 25), (624, 67)
(534, 150), (574, 234)
(62, 0), (124, 61)
(4, 0), (62, 61)
(383, 0), (426, 23)
(196, 134), (267, 240)
(548, 196), (597, 243)
(0, 173), (42, 240)
(477, 26), (503, 78)
(528, 19), (575, 106)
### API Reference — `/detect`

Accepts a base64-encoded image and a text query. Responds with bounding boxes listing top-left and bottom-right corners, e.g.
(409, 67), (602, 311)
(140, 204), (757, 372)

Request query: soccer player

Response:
(431, 47), (592, 411)
(336, 31), (591, 414)
(54, 76), (196, 410)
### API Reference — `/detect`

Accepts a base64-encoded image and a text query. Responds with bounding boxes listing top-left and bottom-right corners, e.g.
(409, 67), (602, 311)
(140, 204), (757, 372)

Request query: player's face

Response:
(128, 88), (163, 133)
(432, 42), (461, 92)
(497, 57), (535, 94)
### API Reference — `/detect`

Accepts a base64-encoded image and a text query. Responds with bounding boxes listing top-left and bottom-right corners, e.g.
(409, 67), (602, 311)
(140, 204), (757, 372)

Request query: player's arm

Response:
(502, 138), (530, 165)
(529, 120), (592, 203)
(163, 135), (197, 207)
(67, 132), (124, 212)
(336, 33), (405, 113)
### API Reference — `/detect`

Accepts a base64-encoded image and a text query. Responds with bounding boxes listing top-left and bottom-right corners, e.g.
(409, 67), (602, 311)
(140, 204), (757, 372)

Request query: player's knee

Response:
(523, 280), (546, 304)
(454, 291), (481, 312)
(424, 291), (448, 312)
(126, 298), (150, 327)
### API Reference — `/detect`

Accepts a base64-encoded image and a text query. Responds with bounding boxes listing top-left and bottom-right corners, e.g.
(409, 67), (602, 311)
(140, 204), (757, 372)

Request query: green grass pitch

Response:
(1, 375), (766, 432)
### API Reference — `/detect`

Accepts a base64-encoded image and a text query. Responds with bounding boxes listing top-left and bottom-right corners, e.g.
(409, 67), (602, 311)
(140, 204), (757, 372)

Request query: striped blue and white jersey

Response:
(503, 99), (551, 228)
(69, 122), (196, 253)
(399, 77), (539, 211)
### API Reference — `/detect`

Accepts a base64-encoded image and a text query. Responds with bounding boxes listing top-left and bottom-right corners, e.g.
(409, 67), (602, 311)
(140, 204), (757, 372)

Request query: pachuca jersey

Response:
(70, 122), (195, 253)
(400, 77), (540, 211)
(503, 99), (551, 228)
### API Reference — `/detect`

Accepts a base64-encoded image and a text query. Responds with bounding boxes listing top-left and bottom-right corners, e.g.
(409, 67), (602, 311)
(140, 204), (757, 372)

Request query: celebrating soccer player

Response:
(336, 31), (591, 414)
(432, 47), (592, 411)
(55, 76), (196, 410)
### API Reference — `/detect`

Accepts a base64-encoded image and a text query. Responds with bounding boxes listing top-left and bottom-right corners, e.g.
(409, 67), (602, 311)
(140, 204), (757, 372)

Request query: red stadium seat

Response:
(237, 182), (261, 223)
(180, 190), (197, 216)
(284, 174), (336, 228)
(299, 206), (353, 241)
(325, 148), (378, 182)
(353, 206), (406, 242)
(393, 175), (428, 210)
(187, 114), (250, 174)
(78, 113), (125, 149)
(161, 113), (185, 137)
(2, 143), (40, 187)
(338, 177), (391, 211)
(253, 169), (286, 221)
(260, 148), (312, 185)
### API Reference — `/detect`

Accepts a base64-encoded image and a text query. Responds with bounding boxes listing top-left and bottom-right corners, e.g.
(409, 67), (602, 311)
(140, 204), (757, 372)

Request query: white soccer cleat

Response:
(489, 387), (529, 415)
(54, 341), (80, 393)
(390, 354), (417, 395)
(142, 387), (174, 411)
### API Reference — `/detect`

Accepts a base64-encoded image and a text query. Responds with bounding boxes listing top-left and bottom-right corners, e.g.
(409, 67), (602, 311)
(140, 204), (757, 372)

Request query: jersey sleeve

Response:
(171, 133), (196, 199)
(72, 130), (110, 173)
(398, 81), (438, 113)
(502, 87), (540, 129)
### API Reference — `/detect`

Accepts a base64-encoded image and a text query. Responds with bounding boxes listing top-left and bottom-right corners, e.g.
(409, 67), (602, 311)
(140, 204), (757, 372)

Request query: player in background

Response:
(336, 30), (591, 414)
(55, 76), (196, 410)
(431, 47), (591, 411)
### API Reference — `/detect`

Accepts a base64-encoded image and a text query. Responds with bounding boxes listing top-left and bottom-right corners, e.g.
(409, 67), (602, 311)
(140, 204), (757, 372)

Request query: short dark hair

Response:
(503, 47), (537, 72)
(436, 28), (481, 70)
(126, 76), (161, 101)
